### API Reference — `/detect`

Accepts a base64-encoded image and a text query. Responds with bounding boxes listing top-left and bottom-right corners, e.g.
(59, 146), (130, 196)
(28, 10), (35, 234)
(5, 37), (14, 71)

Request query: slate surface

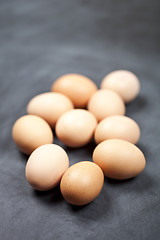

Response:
(0, 1), (160, 239)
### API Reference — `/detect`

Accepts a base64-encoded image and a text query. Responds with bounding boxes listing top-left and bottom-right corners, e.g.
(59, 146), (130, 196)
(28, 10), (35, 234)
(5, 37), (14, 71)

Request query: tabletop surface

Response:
(0, 1), (160, 240)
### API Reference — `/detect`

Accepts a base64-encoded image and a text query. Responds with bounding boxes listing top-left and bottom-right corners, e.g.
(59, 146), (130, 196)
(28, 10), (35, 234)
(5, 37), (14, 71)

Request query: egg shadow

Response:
(81, 139), (97, 157)
(53, 125), (97, 164)
(18, 151), (29, 161)
(65, 139), (96, 155)
(126, 95), (148, 115)
(69, 203), (89, 212)
(136, 142), (150, 162)
(66, 186), (111, 222)
(33, 185), (64, 204)
(105, 170), (154, 194)
(105, 177), (134, 185)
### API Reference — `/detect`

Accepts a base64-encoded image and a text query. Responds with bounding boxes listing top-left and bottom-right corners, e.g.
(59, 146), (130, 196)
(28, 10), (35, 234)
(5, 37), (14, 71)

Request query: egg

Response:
(95, 115), (140, 144)
(55, 109), (97, 147)
(25, 144), (69, 191)
(87, 89), (125, 122)
(101, 70), (140, 103)
(51, 73), (97, 108)
(27, 92), (74, 128)
(12, 115), (53, 155)
(60, 161), (104, 205)
(93, 139), (146, 180)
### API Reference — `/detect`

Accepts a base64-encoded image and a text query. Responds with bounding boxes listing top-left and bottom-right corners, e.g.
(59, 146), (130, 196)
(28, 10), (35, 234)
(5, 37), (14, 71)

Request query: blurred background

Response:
(1, 0), (159, 91)
(0, 1), (160, 240)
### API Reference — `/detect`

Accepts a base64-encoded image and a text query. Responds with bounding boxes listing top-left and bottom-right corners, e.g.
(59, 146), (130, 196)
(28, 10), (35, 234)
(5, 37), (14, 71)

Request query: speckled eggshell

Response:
(27, 92), (74, 128)
(95, 115), (140, 144)
(60, 161), (104, 205)
(25, 144), (69, 191)
(87, 89), (125, 122)
(12, 115), (53, 155)
(55, 109), (97, 147)
(101, 70), (140, 103)
(93, 139), (146, 180)
(51, 73), (97, 108)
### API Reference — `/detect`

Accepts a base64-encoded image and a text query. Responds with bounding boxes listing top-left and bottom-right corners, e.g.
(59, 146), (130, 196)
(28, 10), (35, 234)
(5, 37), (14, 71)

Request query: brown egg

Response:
(95, 115), (140, 144)
(93, 139), (146, 180)
(101, 70), (140, 103)
(60, 161), (104, 205)
(25, 144), (69, 191)
(51, 73), (97, 108)
(55, 109), (97, 147)
(27, 92), (74, 128)
(87, 89), (125, 122)
(12, 115), (53, 155)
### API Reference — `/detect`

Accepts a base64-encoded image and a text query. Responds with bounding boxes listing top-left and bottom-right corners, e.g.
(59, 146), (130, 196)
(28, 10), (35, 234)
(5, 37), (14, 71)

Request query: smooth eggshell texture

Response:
(93, 139), (146, 180)
(101, 70), (140, 103)
(55, 109), (97, 147)
(25, 144), (69, 191)
(12, 115), (53, 155)
(87, 89), (125, 122)
(94, 115), (140, 144)
(27, 92), (74, 128)
(51, 73), (97, 108)
(60, 161), (104, 205)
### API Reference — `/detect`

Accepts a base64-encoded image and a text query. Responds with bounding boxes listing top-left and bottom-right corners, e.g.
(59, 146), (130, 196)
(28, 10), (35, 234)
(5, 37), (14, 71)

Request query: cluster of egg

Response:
(12, 70), (146, 206)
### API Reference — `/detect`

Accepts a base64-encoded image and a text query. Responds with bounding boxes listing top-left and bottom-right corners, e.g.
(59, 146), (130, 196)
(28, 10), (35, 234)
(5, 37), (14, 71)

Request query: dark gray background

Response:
(0, 0), (160, 239)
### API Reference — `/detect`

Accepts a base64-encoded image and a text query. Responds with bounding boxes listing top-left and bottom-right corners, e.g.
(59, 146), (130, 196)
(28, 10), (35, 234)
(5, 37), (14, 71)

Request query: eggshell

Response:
(27, 92), (74, 128)
(55, 109), (97, 147)
(60, 161), (104, 205)
(51, 73), (97, 108)
(25, 144), (69, 191)
(87, 89), (125, 122)
(93, 139), (146, 180)
(101, 70), (140, 103)
(12, 115), (53, 155)
(95, 115), (140, 144)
